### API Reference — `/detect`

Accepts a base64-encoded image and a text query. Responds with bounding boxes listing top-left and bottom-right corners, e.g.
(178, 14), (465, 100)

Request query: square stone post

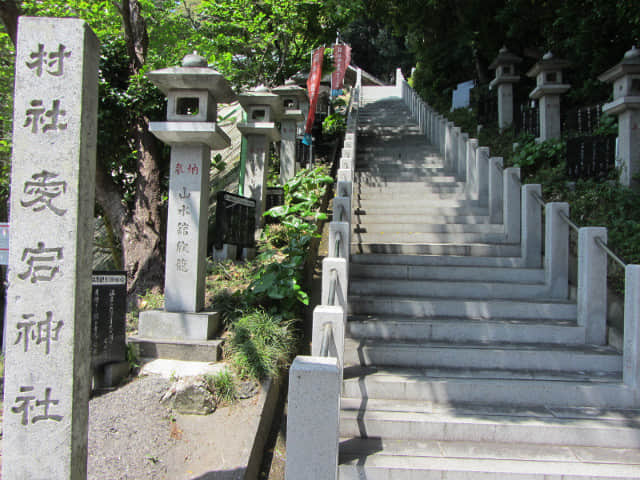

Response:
(311, 305), (346, 369)
(503, 168), (521, 242)
(466, 138), (478, 194)
(445, 122), (454, 169)
(322, 257), (348, 306)
(577, 227), (608, 345)
(623, 265), (640, 389)
(521, 184), (542, 267)
(545, 203), (570, 299)
(489, 157), (504, 224)
(477, 147), (490, 206)
(458, 132), (468, 181)
(3, 17), (98, 480)
(286, 356), (340, 480)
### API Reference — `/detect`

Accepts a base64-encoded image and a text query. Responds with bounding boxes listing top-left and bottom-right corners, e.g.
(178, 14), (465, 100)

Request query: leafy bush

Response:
(250, 165), (332, 316)
(510, 137), (565, 179)
(322, 112), (346, 136)
(226, 310), (297, 381)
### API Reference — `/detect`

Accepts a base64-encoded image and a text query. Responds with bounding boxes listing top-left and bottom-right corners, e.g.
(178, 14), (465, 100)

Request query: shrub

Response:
(226, 310), (297, 381)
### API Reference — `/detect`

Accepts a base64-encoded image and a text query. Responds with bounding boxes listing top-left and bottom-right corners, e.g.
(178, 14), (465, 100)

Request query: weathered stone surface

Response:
(161, 376), (216, 415)
(3, 16), (99, 480)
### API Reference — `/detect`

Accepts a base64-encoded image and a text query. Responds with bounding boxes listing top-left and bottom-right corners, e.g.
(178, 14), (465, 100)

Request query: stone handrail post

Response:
(466, 139), (479, 198)
(458, 132), (469, 181)
(489, 157), (504, 224)
(521, 184), (543, 268)
(545, 203), (570, 299)
(286, 356), (340, 480)
(577, 227), (608, 345)
(477, 147), (490, 205)
(624, 265), (640, 388)
(504, 168), (521, 243)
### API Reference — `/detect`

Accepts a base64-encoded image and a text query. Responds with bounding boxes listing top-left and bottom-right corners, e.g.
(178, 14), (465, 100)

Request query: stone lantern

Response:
(273, 79), (308, 183)
(138, 52), (236, 350)
(599, 46), (640, 187)
(238, 86), (283, 226)
(489, 46), (522, 130)
(527, 52), (571, 141)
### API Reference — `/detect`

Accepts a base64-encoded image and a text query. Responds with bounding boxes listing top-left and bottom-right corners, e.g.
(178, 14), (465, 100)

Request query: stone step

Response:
(340, 367), (638, 408)
(347, 316), (585, 344)
(353, 224), (502, 235)
(348, 295), (576, 320)
(339, 397), (640, 447)
(343, 338), (621, 373)
(351, 231), (515, 244)
(352, 214), (493, 225)
(350, 263), (544, 283)
(349, 277), (553, 300)
(353, 184), (472, 197)
(354, 197), (483, 209)
(354, 174), (460, 184)
(355, 204), (488, 216)
(351, 242), (521, 257)
(339, 438), (640, 479)
(351, 253), (525, 268)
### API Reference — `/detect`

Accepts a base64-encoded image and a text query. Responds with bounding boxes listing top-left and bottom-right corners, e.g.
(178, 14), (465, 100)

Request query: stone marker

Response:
(2, 17), (99, 480)
(91, 271), (127, 378)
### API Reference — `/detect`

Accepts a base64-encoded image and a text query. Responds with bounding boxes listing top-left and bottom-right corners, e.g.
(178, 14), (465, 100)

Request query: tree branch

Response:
(0, 0), (20, 46)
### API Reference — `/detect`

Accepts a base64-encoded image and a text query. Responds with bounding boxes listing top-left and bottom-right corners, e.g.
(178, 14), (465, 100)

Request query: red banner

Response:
(331, 44), (351, 95)
(304, 46), (325, 140)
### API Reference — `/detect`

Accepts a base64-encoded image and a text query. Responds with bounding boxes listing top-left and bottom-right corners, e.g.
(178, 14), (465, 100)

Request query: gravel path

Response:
(88, 375), (176, 480)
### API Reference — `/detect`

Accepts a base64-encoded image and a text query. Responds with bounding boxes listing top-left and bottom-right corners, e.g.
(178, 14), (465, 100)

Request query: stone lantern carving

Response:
(527, 52), (571, 141)
(599, 46), (640, 187)
(238, 86), (283, 226)
(273, 79), (308, 183)
(489, 46), (522, 130)
(138, 52), (236, 349)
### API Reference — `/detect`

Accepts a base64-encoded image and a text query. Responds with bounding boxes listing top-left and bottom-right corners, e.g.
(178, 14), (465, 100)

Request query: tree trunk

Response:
(0, 0), (19, 46)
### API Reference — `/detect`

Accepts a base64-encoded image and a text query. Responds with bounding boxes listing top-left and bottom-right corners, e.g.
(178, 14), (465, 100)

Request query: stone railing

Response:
(284, 81), (361, 480)
(397, 68), (640, 394)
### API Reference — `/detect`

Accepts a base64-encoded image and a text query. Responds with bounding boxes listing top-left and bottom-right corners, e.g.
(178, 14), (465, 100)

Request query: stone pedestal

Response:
(599, 46), (640, 187)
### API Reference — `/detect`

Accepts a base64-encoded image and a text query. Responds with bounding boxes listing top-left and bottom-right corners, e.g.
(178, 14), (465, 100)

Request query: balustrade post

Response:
(504, 168), (521, 243)
(329, 221), (350, 261)
(489, 157), (504, 224)
(521, 184), (542, 267)
(322, 257), (348, 306)
(623, 265), (640, 389)
(458, 132), (469, 181)
(311, 305), (346, 370)
(467, 138), (478, 195)
(477, 147), (490, 206)
(286, 356), (340, 480)
(545, 203), (569, 298)
(578, 227), (608, 345)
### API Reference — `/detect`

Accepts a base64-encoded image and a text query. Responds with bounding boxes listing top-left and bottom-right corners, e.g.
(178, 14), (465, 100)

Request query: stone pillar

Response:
(477, 147), (490, 205)
(3, 17), (98, 479)
(139, 52), (236, 342)
(545, 202), (569, 299)
(504, 168), (521, 242)
(521, 184), (542, 267)
(286, 356), (340, 480)
(577, 227), (608, 345)
(489, 157), (504, 224)
(527, 52), (571, 141)
(311, 305), (346, 369)
(322, 257), (348, 306)
(489, 47), (522, 130)
(623, 265), (640, 389)
(599, 46), (640, 188)
(274, 81), (308, 183)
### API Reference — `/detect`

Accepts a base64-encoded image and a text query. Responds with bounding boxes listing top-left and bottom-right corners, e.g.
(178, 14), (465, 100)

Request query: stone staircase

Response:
(338, 89), (640, 478)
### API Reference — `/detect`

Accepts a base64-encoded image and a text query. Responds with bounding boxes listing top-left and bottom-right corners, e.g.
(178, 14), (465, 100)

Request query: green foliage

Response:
(205, 369), (237, 404)
(226, 309), (297, 381)
(510, 138), (565, 179)
(322, 112), (346, 136)
(249, 166), (332, 315)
